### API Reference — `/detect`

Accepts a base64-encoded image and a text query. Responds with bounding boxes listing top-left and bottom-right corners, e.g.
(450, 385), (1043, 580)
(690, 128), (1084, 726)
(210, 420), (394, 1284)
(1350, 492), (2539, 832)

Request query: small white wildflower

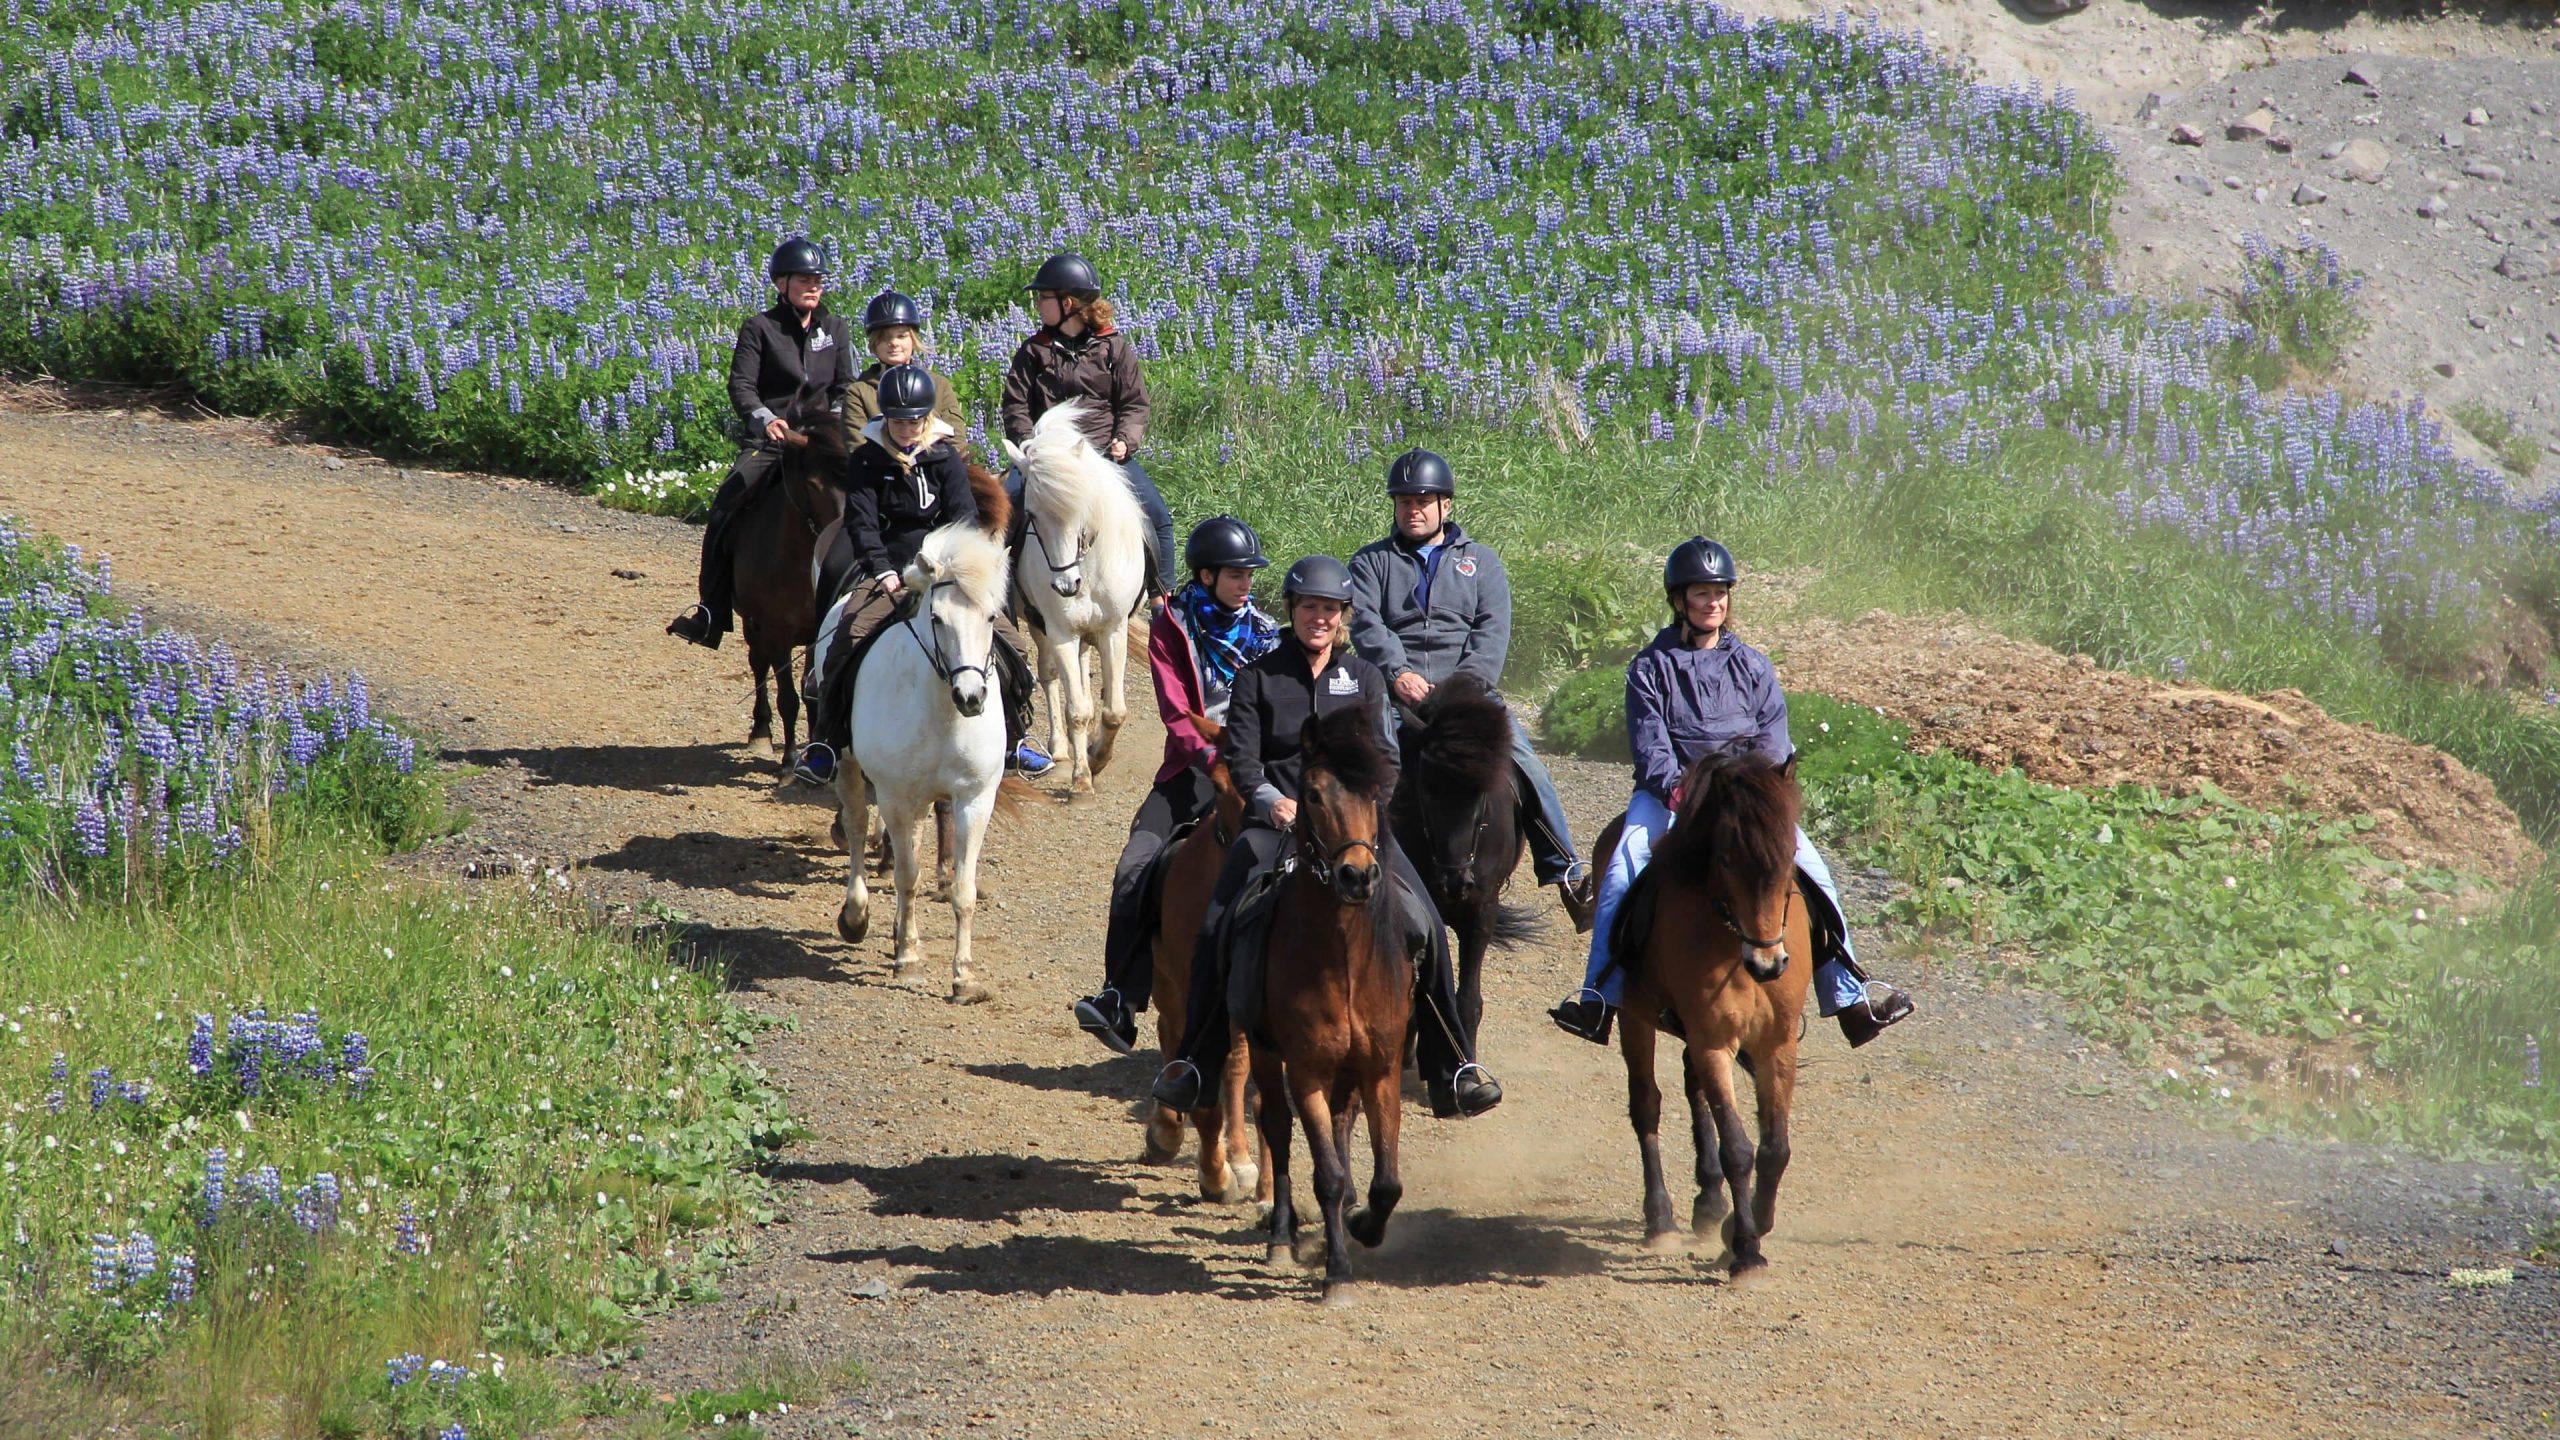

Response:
(499, 965), (514, 979)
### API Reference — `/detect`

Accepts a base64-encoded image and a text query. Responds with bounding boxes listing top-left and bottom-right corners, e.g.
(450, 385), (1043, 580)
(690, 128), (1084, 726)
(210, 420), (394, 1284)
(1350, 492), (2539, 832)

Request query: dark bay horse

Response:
(1142, 715), (1264, 1205)
(731, 417), (849, 772)
(1252, 708), (1412, 1305)
(1611, 747), (1813, 1282)
(1393, 672), (1540, 1055)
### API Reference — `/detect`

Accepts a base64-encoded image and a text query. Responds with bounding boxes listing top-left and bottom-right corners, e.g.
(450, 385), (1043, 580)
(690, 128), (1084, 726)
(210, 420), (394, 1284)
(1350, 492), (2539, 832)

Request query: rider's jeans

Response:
(1576, 789), (1867, 1016)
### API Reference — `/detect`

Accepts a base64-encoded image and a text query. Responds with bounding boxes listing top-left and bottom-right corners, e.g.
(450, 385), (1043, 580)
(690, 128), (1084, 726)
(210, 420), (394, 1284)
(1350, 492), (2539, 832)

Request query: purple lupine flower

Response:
(89, 1067), (112, 1113)
(122, 1231), (157, 1284)
(249, 1165), (283, 1209)
(189, 1015), (214, 1077)
(50, 1053), (66, 1084)
(395, 1202), (423, 1256)
(90, 1234), (120, 1292)
(201, 1147), (228, 1227)
(2528, 1035), (2542, 1090)
(438, 1425), (467, 1440)
(169, 1251), (195, 1305)
(342, 1031), (369, 1078)
(386, 1353), (426, 1388)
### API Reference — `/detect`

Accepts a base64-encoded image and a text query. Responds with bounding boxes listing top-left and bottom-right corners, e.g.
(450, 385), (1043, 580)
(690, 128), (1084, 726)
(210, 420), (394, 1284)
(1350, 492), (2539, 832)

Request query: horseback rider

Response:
(1001, 252), (1181, 596)
(1348, 448), (1597, 930)
(846, 290), (968, 441)
(1549, 538), (1916, 1048)
(796, 364), (1036, 786)
(1072, 516), (1283, 1053)
(1148, 555), (1505, 1121)
(668, 238), (856, 649)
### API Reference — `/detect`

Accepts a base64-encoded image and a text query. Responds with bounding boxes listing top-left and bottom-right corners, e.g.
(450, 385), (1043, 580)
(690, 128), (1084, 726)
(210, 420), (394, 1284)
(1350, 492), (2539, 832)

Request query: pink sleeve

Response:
(1151, 608), (1217, 773)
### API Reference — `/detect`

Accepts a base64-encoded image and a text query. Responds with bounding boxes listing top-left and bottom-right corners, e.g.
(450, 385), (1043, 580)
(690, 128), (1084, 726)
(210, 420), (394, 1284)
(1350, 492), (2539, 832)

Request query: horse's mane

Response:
(1411, 671), (1513, 792)
(1306, 705), (1394, 800)
(791, 412), (851, 471)
(1015, 401), (1146, 583)
(966, 460), (1010, 539)
(1660, 745), (1798, 894)
(912, 523), (1009, 616)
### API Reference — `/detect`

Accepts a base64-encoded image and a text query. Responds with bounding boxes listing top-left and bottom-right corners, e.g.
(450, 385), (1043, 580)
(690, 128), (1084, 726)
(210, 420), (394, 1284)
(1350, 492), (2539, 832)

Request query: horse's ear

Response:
(1298, 715), (1325, 764)
(1780, 748), (1799, 783)
(1190, 711), (1225, 750)
(1000, 438), (1026, 468)
(911, 550), (941, 587)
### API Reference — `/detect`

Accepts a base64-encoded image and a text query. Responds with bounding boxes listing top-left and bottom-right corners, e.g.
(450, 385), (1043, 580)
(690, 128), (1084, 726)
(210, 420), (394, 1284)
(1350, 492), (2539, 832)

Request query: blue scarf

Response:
(1179, 581), (1279, 690)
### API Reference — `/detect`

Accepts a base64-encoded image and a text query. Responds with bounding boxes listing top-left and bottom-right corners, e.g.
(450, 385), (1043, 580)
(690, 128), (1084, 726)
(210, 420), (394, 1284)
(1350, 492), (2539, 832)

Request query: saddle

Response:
(1220, 854), (1298, 1044)
(1595, 807), (1860, 993)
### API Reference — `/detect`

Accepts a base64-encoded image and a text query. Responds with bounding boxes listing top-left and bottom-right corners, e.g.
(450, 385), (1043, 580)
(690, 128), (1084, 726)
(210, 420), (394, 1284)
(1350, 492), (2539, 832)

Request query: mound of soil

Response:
(1767, 610), (2540, 884)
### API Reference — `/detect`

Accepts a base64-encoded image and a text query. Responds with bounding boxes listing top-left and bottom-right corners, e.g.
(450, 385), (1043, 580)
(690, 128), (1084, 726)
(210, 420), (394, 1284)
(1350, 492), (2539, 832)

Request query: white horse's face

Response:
(909, 555), (994, 717)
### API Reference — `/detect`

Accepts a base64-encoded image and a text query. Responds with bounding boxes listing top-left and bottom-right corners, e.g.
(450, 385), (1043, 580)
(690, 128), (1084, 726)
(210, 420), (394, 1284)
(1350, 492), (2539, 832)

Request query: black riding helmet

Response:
(1663, 536), (1741, 596)
(768, 237), (826, 280)
(1026, 252), (1102, 297)
(1280, 554), (1355, 604)
(876, 364), (938, 422)
(1385, 448), (1455, 497)
(863, 290), (923, 332)
(1184, 515), (1270, 574)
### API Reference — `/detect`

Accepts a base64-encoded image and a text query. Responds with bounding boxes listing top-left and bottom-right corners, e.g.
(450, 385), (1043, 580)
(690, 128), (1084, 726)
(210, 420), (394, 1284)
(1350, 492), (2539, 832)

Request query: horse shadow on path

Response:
(451, 740), (806, 796)
(963, 1057), (1156, 1103)
(583, 828), (835, 901)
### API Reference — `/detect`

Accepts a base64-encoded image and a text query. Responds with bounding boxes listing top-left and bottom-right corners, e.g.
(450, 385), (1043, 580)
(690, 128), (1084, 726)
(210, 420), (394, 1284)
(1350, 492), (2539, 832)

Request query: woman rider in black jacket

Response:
(1147, 555), (1502, 1121)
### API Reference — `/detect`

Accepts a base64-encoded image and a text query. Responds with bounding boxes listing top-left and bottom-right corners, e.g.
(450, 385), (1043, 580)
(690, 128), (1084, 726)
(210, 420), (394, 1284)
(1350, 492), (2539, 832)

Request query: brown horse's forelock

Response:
(1665, 747), (1797, 895)
(1413, 672), (1513, 792)
(1308, 706), (1394, 801)
(795, 411), (851, 469)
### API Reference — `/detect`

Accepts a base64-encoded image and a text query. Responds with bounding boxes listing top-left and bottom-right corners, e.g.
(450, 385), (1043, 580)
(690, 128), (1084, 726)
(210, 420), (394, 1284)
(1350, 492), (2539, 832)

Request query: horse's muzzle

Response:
(1742, 947), (1789, 983)
(1052, 574), (1082, 598)
(1437, 867), (1478, 902)
(951, 680), (987, 717)
(1332, 861), (1380, 903)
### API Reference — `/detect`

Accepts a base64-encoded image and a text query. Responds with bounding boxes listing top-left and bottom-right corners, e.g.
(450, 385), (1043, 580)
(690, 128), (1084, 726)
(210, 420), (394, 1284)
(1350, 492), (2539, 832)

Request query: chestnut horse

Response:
(1392, 672), (1540, 1055)
(1142, 715), (1264, 1205)
(730, 417), (849, 771)
(1610, 747), (1812, 1281)
(1252, 708), (1413, 1305)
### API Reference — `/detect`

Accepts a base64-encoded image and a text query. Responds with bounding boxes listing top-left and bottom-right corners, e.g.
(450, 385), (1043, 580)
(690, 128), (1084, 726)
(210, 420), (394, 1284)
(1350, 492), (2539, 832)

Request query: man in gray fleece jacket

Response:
(1348, 449), (1596, 930)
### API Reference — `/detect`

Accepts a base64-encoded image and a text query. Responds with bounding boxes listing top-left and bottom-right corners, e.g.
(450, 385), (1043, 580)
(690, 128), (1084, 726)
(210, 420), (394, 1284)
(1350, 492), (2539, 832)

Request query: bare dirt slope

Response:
(3, 404), (2554, 1438)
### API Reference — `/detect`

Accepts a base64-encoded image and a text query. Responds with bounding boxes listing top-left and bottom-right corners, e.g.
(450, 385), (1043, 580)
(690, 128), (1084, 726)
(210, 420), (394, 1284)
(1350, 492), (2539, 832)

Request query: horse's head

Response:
(1010, 402), (1140, 603)
(786, 412), (851, 476)
(1402, 672), (1514, 904)
(1298, 708), (1394, 905)
(904, 524), (1009, 718)
(1667, 746), (1803, 982)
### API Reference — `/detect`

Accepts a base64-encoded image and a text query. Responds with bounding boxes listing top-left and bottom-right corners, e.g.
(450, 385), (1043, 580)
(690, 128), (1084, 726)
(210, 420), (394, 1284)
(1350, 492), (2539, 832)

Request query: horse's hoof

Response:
(1264, 1243), (1294, 1271)
(1143, 1117), (1185, 1164)
(828, 815), (846, 850)
(1347, 1209), (1388, 1249)
(1228, 1160), (1261, 1200)
(1319, 1282), (1358, 1309)
(947, 979), (993, 1005)
(836, 906), (869, 943)
(1727, 1256), (1774, 1289)
(1644, 1229), (1686, 1254)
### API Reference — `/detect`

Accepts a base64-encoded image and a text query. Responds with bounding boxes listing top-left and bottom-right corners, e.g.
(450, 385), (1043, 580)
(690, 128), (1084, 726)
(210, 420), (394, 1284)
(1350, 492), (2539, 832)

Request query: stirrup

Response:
(1009, 741), (1055, 777)
(793, 742), (836, 788)
(1548, 989), (1615, 1045)
(1073, 991), (1137, 1056)
(667, 605), (722, 649)
(1149, 1059), (1204, 1112)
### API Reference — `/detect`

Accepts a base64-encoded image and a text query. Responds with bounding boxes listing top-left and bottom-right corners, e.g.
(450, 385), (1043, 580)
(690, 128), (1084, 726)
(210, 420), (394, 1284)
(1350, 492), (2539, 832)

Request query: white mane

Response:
(909, 523), (1009, 616)
(1016, 401), (1147, 587)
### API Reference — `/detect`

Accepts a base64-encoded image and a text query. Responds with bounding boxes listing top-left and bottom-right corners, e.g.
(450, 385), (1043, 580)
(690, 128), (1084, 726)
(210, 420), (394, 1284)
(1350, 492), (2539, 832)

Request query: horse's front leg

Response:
(1346, 1067), (1403, 1250)
(1749, 1039), (1798, 1241)
(1253, 1050), (1297, 1268)
(833, 759), (872, 945)
(1037, 627), (1083, 792)
(1620, 1006), (1679, 1250)
(944, 786), (995, 1005)
(1686, 1047), (1730, 1236)
(1208, 1035), (1260, 1204)
(1690, 1043), (1764, 1280)
(1298, 1078), (1357, 1303)
(1088, 622), (1128, 777)
(776, 647), (801, 773)
(1456, 904), (1492, 1051)
(885, 800), (925, 977)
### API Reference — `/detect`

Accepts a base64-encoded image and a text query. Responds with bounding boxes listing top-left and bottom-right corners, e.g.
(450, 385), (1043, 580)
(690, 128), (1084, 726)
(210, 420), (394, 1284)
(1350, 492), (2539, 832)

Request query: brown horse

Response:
(730, 418), (849, 770)
(1142, 715), (1265, 1205)
(1252, 708), (1412, 1305)
(1611, 747), (1813, 1282)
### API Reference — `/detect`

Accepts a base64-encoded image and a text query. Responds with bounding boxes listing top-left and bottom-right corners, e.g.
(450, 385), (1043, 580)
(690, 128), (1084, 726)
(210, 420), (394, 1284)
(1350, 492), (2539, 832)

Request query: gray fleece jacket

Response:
(1347, 522), (1512, 690)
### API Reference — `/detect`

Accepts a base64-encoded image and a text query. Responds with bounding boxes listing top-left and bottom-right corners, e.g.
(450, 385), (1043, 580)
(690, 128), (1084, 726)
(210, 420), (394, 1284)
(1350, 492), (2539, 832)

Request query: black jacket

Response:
(1224, 632), (1398, 827)
(843, 431), (978, 582)
(728, 302), (856, 434)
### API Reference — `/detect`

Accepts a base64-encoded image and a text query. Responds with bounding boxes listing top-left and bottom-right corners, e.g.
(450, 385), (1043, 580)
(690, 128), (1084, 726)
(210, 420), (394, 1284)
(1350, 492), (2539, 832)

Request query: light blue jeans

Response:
(1577, 789), (1867, 1016)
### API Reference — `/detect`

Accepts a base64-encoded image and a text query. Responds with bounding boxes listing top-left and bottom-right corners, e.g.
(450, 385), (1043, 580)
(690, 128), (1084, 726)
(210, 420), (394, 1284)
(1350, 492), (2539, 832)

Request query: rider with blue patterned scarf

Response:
(1072, 516), (1283, 1053)
(1548, 538), (1915, 1048)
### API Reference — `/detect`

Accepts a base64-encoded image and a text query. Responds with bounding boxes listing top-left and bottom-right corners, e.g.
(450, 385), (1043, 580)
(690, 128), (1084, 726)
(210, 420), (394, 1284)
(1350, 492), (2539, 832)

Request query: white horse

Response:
(1002, 401), (1149, 796)
(834, 523), (1011, 1003)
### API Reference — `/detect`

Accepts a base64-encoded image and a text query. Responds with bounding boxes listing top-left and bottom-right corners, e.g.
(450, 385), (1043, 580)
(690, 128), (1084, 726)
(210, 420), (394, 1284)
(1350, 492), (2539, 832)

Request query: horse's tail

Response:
(994, 775), (1050, 818)
(1490, 900), (1546, 950)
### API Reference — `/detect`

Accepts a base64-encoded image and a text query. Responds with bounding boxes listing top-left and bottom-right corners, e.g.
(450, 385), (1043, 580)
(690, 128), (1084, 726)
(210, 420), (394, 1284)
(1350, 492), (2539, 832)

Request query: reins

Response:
(899, 580), (990, 696)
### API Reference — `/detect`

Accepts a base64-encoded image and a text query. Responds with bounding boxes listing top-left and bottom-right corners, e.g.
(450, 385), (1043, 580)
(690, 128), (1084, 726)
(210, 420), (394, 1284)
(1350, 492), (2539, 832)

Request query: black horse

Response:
(1392, 672), (1542, 1052)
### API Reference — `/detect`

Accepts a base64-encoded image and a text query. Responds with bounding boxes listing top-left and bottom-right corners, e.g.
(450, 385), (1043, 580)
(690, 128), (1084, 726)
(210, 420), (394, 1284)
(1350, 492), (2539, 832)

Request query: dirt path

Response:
(4, 405), (2554, 1438)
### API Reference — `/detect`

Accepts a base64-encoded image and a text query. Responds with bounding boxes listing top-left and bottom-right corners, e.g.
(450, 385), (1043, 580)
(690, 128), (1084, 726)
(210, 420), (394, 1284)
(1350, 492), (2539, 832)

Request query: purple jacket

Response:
(1625, 625), (1791, 805)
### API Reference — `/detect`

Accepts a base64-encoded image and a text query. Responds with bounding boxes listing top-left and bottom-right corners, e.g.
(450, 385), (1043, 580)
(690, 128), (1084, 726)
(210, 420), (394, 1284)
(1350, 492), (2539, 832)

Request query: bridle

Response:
(1714, 884), (1794, 955)
(1294, 798), (1384, 898)
(1024, 512), (1087, 597)
(900, 580), (990, 707)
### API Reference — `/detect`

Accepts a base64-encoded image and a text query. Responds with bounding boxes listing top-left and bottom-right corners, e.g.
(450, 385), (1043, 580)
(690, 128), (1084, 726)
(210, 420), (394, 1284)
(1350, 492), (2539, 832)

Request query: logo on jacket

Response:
(1326, 672), (1361, 696)
(810, 330), (835, 351)
(1453, 555), (1477, 577)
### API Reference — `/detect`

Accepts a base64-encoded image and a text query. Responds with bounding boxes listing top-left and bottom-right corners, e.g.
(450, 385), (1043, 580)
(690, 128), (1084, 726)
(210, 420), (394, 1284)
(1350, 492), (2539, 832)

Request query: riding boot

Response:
(684, 453), (776, 640)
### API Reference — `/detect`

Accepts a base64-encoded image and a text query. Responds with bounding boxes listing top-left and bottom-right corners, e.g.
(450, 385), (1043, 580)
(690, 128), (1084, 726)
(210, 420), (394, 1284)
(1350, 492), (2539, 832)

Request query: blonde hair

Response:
(868, 324), (924, 359)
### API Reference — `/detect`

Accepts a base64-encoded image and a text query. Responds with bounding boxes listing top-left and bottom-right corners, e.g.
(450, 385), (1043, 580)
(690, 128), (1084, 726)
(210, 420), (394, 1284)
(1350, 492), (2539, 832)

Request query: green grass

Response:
(2454, 400), (2546, 480)
(0, 816), (804, 1436)
(1770, 692), (2560, 1171)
